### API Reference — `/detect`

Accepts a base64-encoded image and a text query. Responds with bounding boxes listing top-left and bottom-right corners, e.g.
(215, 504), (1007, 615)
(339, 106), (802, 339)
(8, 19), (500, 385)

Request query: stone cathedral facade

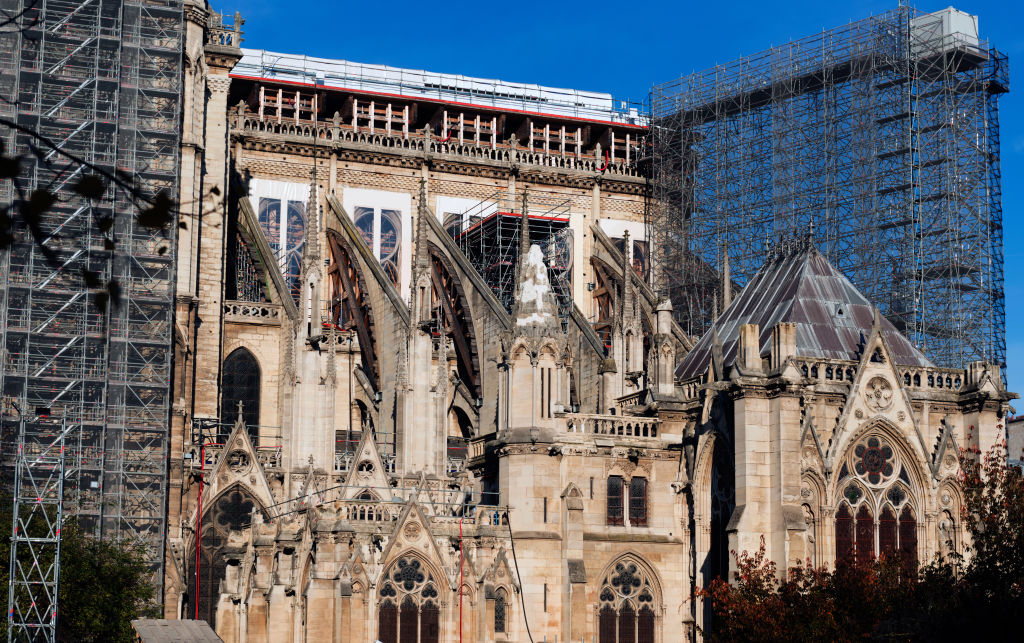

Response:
(164, 4), (1014, 642)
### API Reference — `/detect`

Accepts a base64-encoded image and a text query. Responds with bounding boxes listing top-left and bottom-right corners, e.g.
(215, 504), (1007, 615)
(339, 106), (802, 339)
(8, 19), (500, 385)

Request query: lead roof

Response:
(675, 241), (933, 380)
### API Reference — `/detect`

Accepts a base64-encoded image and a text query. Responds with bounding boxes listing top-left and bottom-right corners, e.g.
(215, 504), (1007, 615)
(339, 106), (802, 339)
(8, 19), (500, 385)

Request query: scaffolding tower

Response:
(5, 410), (70, 642)
(651, 6), (1009, 371)
(0, 0), (185, 609)
(448, 189), (574, 329)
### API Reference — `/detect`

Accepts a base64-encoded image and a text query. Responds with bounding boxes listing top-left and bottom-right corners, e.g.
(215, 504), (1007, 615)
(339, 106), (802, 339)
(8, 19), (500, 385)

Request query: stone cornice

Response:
(204, 44), (243, 71)
(230, 127), (647, 195)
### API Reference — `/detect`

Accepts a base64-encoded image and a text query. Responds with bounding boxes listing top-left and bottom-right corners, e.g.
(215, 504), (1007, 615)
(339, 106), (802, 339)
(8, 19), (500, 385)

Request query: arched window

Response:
(378, 555), (441, 643)
(220, 348), (260, 443)
(598, 557), (659, 643)
(899, 506), (918, 565)
(494, 588), (507, 634)
(834, 433), (919, 565)
(186, 486), (265, 627)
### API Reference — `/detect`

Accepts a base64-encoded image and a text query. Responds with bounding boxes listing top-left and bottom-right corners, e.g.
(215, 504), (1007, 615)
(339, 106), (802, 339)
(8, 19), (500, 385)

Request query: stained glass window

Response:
(629, 477), (647, 527)
(607, 476), (624, 526)
(220, 348), (259, 443)
(598, 557), (660, 643)
(187, 487), (264, 628)
(257, 194), (305, 306)
(899, 506), (918, 565)
(855, 505), (874, 564)
(835, 432), (921, 566)
(879, 506), (897, 556)
(494, 589), (507, 633)
(377, 555), (441, 643)
(835, 504), (854, 564)
(353, 205), (403, 290)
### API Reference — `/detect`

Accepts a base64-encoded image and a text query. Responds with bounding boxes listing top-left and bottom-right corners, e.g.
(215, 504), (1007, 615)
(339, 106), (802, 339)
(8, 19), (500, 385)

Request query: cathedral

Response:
(163, 4), (1014, 642)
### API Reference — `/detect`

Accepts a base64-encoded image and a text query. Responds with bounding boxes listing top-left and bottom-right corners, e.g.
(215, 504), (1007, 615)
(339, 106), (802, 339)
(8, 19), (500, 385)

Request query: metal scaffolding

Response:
(5, 411), (69, 642)
(651, 6), (1008, 371)
(447, 189), (574, 328)
(0, 0), (185, 614)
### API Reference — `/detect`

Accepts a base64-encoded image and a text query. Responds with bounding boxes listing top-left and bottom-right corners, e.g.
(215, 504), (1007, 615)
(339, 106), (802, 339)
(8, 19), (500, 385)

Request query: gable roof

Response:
(676, 241), (932, 379)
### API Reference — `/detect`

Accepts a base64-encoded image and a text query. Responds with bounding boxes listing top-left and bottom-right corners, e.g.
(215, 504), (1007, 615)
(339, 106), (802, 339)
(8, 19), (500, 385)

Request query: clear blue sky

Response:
(220, 0), (1024, 398)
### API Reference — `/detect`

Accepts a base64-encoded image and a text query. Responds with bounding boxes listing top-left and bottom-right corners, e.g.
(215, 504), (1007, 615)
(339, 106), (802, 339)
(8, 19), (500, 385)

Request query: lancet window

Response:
(598, 557), (658, 643)
(835, 434), (918, 565)
(378, 556), (441, 643)
(220, 348), (260, 443)
(187, 487), (264, 628)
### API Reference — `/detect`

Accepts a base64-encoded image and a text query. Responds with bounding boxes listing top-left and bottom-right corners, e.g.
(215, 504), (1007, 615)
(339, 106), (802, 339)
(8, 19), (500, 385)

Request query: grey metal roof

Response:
(676, 242), (933, 379)
(131, 619), (223, 643)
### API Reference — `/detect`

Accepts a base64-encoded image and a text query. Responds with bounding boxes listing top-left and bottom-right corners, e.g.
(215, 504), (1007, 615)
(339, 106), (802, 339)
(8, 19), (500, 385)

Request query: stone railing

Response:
(446, 456), (466, 475)
(232, 114), (643, 179)
(207, 11), (244, 48)
(615, 391), (644, 409)
(334, 451), (395, 474)
(336, 498), (395, 523)
(900, 367), (964, 393)
(563, 413), (660, 439)
(191, 444), (281, 470)
(677, 377), (702, 401)
(257, 446), (282, 469)
(224, 301), (283, 325)
(792, 358), (859, 385)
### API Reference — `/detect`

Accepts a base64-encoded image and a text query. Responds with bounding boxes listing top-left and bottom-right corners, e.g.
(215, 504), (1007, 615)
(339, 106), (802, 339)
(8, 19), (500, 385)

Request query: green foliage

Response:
(698, 441), (1024, 642)
(55, 521), (159, 643)
(1, 491), (158, 643)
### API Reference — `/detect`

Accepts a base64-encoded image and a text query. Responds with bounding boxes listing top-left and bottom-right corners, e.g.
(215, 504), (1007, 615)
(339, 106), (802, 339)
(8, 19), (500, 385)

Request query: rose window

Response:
(834, 432), (918, 567)
(853, 436), (894, 484)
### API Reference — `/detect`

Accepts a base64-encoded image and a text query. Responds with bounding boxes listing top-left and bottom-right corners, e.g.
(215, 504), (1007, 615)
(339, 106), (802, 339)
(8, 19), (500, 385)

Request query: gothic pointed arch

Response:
(326, 229), (380, 390)
(376, 552), (446, 643)
(220, 347), (260, 443)
(596, 553), (662, 643)
(186, 484), (268, 628)
(832, 422), (922, 565)
(428, 246), (481, 399)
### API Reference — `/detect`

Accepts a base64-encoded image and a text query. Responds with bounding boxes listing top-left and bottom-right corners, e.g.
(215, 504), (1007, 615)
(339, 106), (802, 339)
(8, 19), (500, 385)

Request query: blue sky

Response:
(219, 0), (1024, 398)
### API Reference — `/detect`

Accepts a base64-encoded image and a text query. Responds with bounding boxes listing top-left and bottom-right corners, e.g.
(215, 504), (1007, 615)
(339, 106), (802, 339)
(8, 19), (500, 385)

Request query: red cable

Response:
(195, 442), (204, 620)
(597, 149), (610, 172)
(459, 517), (464, 642)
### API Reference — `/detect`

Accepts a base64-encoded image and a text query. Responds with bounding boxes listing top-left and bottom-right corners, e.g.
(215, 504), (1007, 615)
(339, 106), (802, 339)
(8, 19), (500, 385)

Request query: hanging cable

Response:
(504, 508), (535, 643)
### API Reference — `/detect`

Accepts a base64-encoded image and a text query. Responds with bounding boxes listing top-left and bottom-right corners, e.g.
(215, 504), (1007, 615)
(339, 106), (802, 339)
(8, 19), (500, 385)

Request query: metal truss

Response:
(5, 413), (70, 643)
(650, 6), (1008, 371)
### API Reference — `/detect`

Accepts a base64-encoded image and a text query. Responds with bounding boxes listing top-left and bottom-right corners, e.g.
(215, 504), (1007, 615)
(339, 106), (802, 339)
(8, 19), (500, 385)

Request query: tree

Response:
(1, 492), (158, 642)
(697, 441), (1024, 642)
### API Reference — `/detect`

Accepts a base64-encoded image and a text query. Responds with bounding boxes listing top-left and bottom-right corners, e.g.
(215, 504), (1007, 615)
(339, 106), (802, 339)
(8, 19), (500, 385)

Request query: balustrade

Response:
(232, 114), (643, 178)
(563, 413), (660, 439)
(223, 301), (283, 324)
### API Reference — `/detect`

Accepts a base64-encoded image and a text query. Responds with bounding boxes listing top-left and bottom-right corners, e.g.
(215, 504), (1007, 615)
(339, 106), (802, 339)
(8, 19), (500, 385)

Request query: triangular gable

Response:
(341, 428), (392, 499)
(931, 415), (962, 478)
(202, 409), (276, 515)
(826, 312), (931, 477)
(479, 548), (519, 592)
(377, 499), (450, 588)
